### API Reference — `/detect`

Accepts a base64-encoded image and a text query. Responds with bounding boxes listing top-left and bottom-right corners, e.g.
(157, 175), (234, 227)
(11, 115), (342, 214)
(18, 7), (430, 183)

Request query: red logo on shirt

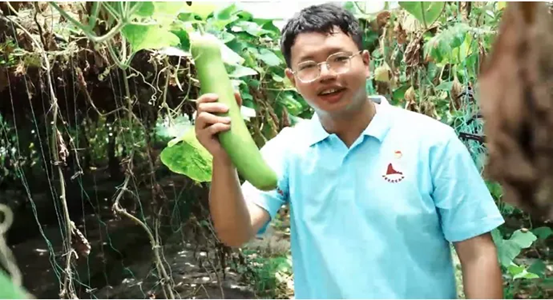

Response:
(382, 150), (404, 183)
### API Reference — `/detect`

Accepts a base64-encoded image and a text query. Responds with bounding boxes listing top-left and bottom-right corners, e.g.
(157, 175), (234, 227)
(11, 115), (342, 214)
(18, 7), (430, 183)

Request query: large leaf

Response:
(208, 4), (240, 30)
(182, 2), (218, 20)
(277, 92), (305, 116)
(160, 129), (213, 183)
(231, 21), (273, 37)
(256, 48), (282, 67)
(133, 2), (154, 17)
(122, 24), (180, 52)
(493, 229), (537, 268)
(399, 2), (445, 28)
(155, 115), (193, 141)
(228, 64), (258, 78)
(152, 2), (189, 26)
(423, 23), (472, 64)
(533, 227), (553, 240)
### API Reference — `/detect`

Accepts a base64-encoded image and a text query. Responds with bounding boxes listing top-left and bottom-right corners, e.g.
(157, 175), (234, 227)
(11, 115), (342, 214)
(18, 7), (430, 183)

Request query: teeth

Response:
(321, 88), (339, 95)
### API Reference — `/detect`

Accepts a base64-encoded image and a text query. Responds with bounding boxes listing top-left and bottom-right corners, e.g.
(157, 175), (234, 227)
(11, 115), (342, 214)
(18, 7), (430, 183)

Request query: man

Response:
(194, 3), (505, 299)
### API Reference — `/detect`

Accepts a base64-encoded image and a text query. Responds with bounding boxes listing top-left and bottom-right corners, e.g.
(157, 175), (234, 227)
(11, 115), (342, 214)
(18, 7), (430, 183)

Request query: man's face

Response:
(285, 27), (370, 115)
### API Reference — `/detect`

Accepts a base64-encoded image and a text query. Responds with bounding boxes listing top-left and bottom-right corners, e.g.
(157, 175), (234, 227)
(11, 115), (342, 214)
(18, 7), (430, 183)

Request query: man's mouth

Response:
(318, 87), (346, 96)
(318, 87), (346, 103)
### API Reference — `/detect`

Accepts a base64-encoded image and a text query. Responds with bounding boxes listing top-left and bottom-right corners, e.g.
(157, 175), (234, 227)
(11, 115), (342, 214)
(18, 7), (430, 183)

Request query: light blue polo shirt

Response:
(241, 99), (504, 299)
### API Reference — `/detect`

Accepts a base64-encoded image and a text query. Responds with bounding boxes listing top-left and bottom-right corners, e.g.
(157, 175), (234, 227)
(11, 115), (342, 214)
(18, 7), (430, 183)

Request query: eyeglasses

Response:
(291, 51), (363, 83)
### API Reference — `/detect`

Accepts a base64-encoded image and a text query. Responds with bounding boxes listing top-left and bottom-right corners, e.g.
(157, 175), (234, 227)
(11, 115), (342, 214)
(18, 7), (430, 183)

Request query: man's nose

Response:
(318, 63), (336, 80)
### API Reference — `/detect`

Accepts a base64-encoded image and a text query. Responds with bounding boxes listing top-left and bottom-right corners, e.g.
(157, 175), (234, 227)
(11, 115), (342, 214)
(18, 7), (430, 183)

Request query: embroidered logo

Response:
(382, 150), (405, 183)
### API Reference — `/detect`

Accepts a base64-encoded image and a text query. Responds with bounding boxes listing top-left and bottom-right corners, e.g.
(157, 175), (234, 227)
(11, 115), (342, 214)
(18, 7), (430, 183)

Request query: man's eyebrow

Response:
(297, 47), (349, 63)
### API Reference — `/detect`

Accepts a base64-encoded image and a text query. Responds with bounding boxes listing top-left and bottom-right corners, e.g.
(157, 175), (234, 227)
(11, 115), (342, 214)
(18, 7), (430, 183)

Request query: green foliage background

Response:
(0, 1), (552, 299)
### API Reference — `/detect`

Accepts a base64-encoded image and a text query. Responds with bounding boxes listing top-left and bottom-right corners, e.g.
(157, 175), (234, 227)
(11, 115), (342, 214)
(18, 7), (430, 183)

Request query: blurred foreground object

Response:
(0, 204), (32, 298)
(0, 270), (29, 299)
(478, 2), (553, 218)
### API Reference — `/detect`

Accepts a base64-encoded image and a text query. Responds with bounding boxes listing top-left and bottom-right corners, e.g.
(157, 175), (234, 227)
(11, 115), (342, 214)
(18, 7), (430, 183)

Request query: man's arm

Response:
(209, 155), (270, 248)
(454, 233), (504, 299)
(428, 128), (505, 297)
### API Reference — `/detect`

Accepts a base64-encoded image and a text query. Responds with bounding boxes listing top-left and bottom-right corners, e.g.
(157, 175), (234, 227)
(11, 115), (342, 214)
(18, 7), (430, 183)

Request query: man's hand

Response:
(194, 91), (242, 159)
(454, 232), (504, 299)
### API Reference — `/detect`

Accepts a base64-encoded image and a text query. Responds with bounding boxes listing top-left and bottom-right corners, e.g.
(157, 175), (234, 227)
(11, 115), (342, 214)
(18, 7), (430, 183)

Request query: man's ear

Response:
(362, 49), (371, 78)
(285, 68), (297, 87)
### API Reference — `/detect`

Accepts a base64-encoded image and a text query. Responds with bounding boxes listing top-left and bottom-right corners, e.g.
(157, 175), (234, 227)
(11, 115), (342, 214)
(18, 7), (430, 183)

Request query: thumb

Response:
(234, 91), (243, 107)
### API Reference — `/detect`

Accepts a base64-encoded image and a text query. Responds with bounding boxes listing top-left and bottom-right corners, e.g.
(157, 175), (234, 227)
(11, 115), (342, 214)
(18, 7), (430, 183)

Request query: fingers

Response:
(195, 91), (242, 132)
(208, 123), (231, 135)
(198, 102), (230, 114)
(197, 92), (242, 107)
(196, 93), (219, 105)
(196, 112), (231, 129)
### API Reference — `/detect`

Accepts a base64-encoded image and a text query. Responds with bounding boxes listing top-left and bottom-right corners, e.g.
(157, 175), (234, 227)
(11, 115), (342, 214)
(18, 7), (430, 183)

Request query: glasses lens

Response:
(328, 53), (351, 74)
(297, 65), (319, 82)
(295, 52), (354, 82)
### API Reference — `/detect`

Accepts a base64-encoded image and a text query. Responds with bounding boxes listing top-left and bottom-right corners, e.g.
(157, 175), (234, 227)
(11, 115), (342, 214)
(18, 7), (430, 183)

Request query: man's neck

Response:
(317, 98), (376, 148)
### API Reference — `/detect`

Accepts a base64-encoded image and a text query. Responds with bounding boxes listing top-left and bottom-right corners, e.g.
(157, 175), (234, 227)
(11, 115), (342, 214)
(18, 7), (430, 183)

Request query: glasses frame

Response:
(291, 50), (363, 83)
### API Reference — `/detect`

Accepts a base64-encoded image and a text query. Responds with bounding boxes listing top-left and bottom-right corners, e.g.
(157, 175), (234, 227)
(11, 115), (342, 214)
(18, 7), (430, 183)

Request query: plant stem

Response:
(49, 2), (125, 44)
(110, 68), (176, 299)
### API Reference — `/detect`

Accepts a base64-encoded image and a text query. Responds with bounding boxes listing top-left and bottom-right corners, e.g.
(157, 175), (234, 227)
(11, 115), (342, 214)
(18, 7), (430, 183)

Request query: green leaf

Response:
(528, 259), (547, 278)
(510, 230), (537, 248)
(122, 24), (180, 52)
(392, 85), (410, 103)
(277, 92), (304, 116)
(271, 74), (284, 82)
(213, 3), (238, 20)
(236, 10), (253, 21)
(507, 264), (525, 276)
(435, 81), (453, 91)
(155, 115), (193, 140)
(514, 269), (540, 280)
(399, 2), (445, 28)
(160, 129), (212, 183)
(533, 227), (553, 240)
(228, 64), (258, 78)
(507, 262), (540, 280)
(494, 229), (537, 268)
(231, 21), (272, 37)
(256, 48), (282, 67)
(153, 2), (189, 25)
(207, 4), (239, 30)
(423, 23), (473, 65)
(182, 2), (217, 20)
(485, 181), (503, 200)
(217, 31), (235, 44)
(171, 27), (190, 50)
(133, 2), (154, 17)
(158, 46), (190, 57)
(177, 12), (204, 23)
(219, 39), (245, 65)
(256, 19), (280, 37)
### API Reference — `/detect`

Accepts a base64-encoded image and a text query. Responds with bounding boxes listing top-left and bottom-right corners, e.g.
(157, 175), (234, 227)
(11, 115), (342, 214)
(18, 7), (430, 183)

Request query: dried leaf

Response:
(394, 22), (407, 45)
(376, 11), (391, 29)
(450, 75), (463, 111)
(374, 63), (391, 82)
(404, 33), (423, 75)
(404, 86), (418, 112)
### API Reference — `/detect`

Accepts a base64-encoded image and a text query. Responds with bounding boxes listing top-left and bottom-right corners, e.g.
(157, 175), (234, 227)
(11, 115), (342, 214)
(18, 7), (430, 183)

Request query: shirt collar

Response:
(305, 100), (393, 146)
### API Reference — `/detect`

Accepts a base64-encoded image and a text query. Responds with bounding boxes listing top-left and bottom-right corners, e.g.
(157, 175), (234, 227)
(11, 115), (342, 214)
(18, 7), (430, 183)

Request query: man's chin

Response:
(312, 100), (352, 116)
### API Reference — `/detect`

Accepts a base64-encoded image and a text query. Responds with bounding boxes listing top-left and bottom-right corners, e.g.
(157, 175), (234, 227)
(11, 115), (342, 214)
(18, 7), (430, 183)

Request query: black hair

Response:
(280, 3), (363, 68)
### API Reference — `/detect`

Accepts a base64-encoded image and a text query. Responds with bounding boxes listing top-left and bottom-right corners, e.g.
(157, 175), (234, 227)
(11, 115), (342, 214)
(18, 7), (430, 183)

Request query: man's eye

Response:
(333, 55), (349, 62)
(299, 63), (316, 70)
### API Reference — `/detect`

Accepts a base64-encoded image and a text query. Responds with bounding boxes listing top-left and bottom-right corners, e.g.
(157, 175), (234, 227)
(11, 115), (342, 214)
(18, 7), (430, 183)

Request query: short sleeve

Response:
(430, 129), (505, 243)
(241, 128), (290, 235)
